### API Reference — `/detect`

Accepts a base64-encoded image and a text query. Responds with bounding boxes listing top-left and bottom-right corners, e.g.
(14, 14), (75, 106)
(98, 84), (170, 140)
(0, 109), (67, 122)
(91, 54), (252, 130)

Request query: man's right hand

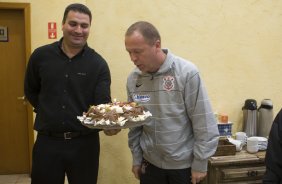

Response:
(132, 165), (141, 180)
(103, 129), (121, 136)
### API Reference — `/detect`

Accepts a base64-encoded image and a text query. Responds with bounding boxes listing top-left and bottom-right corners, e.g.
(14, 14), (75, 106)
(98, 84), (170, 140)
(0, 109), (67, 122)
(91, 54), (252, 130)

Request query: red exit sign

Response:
(48, 22), (57, 39)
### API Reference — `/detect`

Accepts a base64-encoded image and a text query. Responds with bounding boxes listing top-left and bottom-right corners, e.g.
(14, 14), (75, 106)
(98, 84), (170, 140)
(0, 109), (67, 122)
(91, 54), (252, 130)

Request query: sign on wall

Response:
(0, 26), (8, 42)
(48, 22), (57, 39)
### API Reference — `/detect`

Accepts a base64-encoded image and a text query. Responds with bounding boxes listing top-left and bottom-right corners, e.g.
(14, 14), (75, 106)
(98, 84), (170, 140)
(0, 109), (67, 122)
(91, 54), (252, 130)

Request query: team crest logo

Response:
(163, 75), (175, 91)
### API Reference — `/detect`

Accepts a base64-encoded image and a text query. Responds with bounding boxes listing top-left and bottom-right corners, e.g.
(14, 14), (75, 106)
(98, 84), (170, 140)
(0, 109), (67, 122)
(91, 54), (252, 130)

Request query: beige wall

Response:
(2, 0), (282, 183)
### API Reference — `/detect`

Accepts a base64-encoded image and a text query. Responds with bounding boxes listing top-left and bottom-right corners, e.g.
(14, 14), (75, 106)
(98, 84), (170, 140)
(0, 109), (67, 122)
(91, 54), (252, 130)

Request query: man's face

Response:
(125, 31), (160, 73)
(62, 10), (90, 48)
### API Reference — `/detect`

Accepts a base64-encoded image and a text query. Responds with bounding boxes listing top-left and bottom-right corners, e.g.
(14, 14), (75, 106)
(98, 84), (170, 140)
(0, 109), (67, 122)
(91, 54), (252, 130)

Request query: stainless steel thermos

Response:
(257, 99), (273, 138)
(242, 99), (257, 137)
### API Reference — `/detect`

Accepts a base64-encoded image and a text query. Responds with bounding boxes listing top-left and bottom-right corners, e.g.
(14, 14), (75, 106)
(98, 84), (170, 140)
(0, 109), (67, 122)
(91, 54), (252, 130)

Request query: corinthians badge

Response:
(163, 75), (175, 91)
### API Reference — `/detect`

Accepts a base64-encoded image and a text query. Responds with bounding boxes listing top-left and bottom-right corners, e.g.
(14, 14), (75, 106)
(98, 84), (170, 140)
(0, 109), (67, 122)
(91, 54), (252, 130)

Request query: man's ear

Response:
(155, 40), (161, 49)
(61, 20), (66, 31)
(154, 40), (162, 54)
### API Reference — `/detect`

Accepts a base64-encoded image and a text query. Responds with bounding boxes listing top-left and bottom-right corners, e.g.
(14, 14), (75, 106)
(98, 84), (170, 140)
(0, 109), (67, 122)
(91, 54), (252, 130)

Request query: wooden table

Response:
(202, 150), (266, 184)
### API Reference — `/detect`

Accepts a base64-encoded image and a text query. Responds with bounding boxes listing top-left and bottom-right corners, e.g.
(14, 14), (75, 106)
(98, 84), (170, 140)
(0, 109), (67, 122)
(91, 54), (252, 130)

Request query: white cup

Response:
(247, 145), (259, 153)
(247, 137), (259, 146)
(228, 138), (243, 151)
(235, 132), (247, 144)
(247, 137), (259, 153)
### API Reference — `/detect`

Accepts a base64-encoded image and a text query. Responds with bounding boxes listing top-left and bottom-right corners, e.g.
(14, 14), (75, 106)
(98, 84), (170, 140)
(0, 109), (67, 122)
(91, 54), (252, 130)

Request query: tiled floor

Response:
(0, 174), (69, 184)
(0, 174), (30, 184)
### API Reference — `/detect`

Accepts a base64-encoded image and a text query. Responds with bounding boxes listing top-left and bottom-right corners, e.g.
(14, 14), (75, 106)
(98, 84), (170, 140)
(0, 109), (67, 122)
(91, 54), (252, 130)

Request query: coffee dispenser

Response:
(257, 99), (273, 138)
(242, 99), (257, 137)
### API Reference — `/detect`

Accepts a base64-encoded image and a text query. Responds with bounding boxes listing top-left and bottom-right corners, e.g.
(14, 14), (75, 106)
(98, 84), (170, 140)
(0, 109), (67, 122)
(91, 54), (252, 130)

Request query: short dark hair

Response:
(125, 21), (161, 45)
(62, 3), (92, 24)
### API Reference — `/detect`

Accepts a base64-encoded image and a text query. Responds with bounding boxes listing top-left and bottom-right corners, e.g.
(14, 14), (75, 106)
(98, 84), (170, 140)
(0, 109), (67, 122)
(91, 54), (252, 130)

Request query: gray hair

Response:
(125, 21), (161, 45)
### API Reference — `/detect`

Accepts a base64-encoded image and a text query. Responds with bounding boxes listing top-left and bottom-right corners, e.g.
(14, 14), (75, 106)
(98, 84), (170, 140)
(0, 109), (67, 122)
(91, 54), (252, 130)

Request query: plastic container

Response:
(217, 122), (233, 136)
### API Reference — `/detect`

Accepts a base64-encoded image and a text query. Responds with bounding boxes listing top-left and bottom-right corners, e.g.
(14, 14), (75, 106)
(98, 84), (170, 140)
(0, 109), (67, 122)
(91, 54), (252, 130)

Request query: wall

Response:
(1, 0), (282, 183)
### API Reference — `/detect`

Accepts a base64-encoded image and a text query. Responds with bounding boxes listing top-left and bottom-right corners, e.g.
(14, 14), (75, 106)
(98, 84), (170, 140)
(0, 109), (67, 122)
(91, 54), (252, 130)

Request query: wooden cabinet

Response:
(202, 150), (266, 184)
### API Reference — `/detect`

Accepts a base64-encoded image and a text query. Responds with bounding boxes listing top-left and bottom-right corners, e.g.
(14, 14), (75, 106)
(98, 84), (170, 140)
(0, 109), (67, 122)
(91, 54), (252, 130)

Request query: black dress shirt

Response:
(263, 108), (282, 183)
(24, 39), (111, 132)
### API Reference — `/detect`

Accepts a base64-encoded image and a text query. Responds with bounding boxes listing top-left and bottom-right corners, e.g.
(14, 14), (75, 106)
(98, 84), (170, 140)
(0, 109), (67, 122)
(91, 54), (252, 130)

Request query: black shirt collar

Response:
(57, 37), (89, 57)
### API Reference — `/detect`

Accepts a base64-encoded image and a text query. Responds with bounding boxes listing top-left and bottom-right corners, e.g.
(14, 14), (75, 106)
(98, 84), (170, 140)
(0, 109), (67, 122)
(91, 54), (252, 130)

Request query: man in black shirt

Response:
(24, 3), (119, 184)
(263, 109), (282, 183)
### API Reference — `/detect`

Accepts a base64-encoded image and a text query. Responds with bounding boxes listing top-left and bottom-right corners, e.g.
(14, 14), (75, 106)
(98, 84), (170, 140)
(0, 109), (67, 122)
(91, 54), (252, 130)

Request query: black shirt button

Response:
(62, 105), (66, 109)
(65, 74), (68, 78)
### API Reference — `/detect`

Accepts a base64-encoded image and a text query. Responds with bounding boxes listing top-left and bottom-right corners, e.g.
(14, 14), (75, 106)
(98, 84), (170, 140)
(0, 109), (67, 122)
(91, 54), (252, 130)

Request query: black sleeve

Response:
(93, 59), (111, 105)
(24, 49), (41, 110)
(263, 109), (282, 183)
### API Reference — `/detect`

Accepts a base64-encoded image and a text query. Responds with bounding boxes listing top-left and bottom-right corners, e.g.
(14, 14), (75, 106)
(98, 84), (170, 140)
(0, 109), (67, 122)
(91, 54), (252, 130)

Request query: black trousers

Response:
(31, 133), (100, 184)
(140, 160), (192, 184)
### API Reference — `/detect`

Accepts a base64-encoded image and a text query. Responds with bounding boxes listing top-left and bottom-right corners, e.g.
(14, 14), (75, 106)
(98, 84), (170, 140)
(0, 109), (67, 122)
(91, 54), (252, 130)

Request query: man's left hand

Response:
(191, 171), (206, 184)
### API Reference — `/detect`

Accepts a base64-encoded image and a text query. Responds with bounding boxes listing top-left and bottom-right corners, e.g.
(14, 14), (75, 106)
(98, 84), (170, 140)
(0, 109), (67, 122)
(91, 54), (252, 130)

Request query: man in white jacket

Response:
(125, 21), (219, 184)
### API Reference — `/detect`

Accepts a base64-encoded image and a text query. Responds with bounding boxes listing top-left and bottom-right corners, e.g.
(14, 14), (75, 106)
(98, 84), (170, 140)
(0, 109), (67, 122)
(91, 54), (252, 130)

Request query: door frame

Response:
(0, 2), (33, 173)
